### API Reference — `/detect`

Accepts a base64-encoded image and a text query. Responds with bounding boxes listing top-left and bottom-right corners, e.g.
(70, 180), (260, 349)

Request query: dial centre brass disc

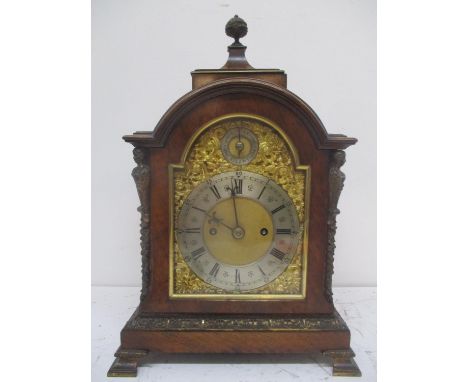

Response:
(203, 197), (273, 266)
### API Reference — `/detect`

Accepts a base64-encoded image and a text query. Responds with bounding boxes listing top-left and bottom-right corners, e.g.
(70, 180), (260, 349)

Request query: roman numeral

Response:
(209, 185), (221, 199)
(257, 180), (270, 199)
(192, 206), (206, 213)
(271, 204), (285, 214)
(233, 179), (243, 194)
(276, 228), (292, 235)
(257, 186), (266, 199)
(209, 263), (220, 278)
(235, 269), (241, 284)
(270, 247), (286, 261)
(181, 228), (201, 234)
(257, 265), (266, 276)
(191, 247), (206, 260)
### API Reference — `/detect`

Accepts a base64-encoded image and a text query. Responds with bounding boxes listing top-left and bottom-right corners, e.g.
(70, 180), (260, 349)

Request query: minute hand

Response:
(229, 185), (240, 227)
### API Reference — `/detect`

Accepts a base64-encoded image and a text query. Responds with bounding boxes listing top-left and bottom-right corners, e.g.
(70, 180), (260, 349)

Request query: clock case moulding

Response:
(108, 15), (361, 378)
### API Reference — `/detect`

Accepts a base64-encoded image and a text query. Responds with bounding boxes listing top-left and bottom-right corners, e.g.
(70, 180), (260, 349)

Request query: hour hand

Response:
(228, 181), (241, 227)
(193, 207), (235, 232)
(208, 211), (223, 226)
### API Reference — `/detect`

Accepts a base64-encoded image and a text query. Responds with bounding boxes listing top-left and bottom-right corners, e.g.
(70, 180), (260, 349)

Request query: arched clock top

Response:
(122, 78), (357, 151)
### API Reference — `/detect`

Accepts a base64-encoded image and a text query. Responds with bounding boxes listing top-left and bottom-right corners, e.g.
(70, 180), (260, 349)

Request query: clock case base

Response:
(107, 308), (361, 377)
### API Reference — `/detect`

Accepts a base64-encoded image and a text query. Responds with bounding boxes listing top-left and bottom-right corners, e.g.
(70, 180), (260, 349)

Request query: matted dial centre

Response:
(203, 197), (273, 266)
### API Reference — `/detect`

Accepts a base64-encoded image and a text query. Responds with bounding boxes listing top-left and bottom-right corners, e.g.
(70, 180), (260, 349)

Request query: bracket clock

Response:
(108, 15), (361, 378)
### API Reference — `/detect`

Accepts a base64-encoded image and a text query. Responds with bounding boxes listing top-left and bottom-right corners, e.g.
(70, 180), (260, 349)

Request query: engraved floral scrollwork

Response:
(131, 148), (151, 301)
(325, 150), (346, 303)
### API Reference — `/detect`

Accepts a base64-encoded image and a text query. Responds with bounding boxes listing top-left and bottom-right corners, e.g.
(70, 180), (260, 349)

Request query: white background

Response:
(92, 0), (377, 287)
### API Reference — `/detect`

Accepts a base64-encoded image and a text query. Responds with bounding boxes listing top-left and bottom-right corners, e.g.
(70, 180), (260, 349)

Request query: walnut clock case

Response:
(108, 15), (361, 378)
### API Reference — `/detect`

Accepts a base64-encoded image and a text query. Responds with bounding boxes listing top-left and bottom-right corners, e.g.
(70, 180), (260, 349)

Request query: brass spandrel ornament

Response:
(109, 15), (361, 378)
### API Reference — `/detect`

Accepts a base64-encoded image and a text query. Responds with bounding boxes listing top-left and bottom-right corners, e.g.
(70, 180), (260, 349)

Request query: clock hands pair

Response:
(227, 180), (245, 239)
(229, 181), (240, 227)
(195, 180), (244, 240)
(235, 127), (244, 158)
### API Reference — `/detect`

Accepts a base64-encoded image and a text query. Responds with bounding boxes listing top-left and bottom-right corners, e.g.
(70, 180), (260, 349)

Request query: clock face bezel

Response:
(168, 113), (311, 300)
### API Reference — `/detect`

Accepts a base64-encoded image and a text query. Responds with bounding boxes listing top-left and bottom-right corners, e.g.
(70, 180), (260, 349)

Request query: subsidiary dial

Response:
(221, 127), (259, 165)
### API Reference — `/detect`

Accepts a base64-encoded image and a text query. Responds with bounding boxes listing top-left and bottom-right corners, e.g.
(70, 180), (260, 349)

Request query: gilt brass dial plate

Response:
(169, 113), (310, 299)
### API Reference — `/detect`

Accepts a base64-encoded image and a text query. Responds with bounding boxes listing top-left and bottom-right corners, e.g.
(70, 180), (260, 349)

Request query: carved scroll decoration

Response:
(325, 150), (346, 303)
(131, 148), (151, 301)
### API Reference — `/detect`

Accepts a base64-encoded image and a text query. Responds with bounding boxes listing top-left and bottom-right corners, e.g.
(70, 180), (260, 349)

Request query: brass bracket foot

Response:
(107, 347), (148, 377)
(323, 349), (362, 377)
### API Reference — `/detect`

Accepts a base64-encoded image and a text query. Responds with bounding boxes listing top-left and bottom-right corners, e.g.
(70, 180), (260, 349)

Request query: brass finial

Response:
(225, 15), (248, 46)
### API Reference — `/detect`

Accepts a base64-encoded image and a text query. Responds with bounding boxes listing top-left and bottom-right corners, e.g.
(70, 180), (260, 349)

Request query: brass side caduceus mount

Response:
(325, 150), (346, 303)
(131, 148), (151, 301)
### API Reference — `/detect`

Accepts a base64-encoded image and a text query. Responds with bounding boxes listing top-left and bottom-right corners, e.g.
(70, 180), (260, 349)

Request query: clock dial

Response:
(221, 126), (259, 165)
(176, 171), (300, 291)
